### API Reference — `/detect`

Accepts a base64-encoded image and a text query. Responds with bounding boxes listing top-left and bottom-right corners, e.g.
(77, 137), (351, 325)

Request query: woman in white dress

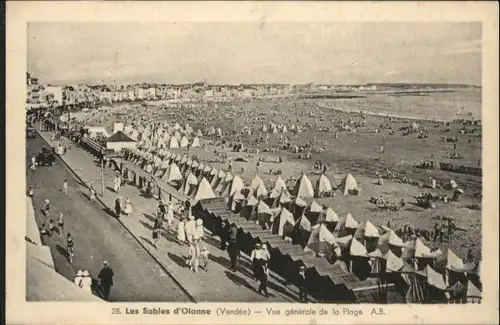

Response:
(165, 202), (174, 231)
(113, 175), (121, 193)
(81, 270), (93, 293)
(176, 217), (186, 244)
(124, 197), (133, 215)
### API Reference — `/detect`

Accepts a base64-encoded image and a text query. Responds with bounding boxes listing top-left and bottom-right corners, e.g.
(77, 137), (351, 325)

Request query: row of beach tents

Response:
(121, 147), (481, 303)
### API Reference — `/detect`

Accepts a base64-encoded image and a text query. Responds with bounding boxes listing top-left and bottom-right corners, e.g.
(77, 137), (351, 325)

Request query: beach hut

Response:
(106, 131), (137, 152)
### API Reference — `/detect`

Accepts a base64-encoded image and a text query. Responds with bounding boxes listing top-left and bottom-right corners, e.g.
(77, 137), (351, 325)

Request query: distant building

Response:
(99, 87), (113, 103)
(243, 88), (253, 97)
(45, 85), (64, 106)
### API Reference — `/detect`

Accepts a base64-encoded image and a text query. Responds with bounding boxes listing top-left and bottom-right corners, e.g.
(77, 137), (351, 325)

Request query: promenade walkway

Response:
(36, 128), (307, 302)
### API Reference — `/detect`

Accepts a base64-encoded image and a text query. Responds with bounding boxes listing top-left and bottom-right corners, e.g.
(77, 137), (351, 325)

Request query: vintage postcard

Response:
(5, 1), (499, 324)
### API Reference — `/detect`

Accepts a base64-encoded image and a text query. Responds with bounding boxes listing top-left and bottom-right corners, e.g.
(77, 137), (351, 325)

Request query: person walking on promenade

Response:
(176, 216), (186, 245)
(113, 174), (121, 194)
(185, 214), (196, 245)
(227, 224), (239, 272)
(187, 239), (200, 272)
(89, 184), (97, 203)
(253, 244), (269, 297)
(57, 213), (64, 235)
(81, 270), (93, 294)
(74, 270), (84, 288)
(200, 246), (210, 271)
(114, 197), (122, 218)
(165, 202), (174, 232)
(250, 243), (263, 280)
(152, 215), (163, 249)
(62, 179), (68, 195)
(31, 156), (37, 170)
(98, 261), (114, 301)
(297, 265), (308, 303)
(43, 199), (51, 218)
(193, 218), (204, 242)
(124, 197), (133, 216)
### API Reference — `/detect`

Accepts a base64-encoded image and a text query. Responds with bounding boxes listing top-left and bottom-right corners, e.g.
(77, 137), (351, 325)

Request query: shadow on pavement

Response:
(139, 236), (156, 249)
(168, 252), (187, 268)
(224, 271), (258, 293)
(56, 244), (69, 260)
(143, 213), (156, 223)
(139, 220), (154, 231)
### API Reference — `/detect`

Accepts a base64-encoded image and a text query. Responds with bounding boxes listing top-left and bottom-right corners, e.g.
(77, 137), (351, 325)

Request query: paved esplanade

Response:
(29, 127), (304, 302)
(27, 134), (191, 302)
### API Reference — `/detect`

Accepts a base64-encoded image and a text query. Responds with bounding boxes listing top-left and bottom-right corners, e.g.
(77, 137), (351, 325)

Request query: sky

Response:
(27, 22), (482, 86)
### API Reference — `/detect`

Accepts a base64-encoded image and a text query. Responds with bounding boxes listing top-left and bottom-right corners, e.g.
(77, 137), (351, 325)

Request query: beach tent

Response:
(354, 220), (380, 239)
(254, 200), (273, 225)
(169, 137), (180, 148)
(221, 175), (245, 197)
(350, 237), (368, 257)
(163, 163), (183, 183)
(308, 201), (323, 213)
(277, 190), (292, 205)
(268, 188), (281, 200)
(202, 165), (212, 175)
(194, 177), (216, 201)
(339, 173), (360, 195)
(180, 136), (189, 148)
(293, 174), (315, 197)
(316, 174), (333, 196)
(305, 200), (323, 225)
(370, 249), (404, 273)
(191, 137), (201, 148)
(250, 175), (265, 191)
(174, 131), (182, 142)
(254, 184), (268, 200)
(378, 229), (404, 247)
(304, 224), (337, 260)
(294, 214), (313, 247)
(317, 207), (339, 224)
(229, 190), (246, 211)
(273, 176), (288, 192)
(211, 170), (225, 189)
(182, 172), (199, 195)
(272, 207), (295, 237)
(334, 213), (359, 234)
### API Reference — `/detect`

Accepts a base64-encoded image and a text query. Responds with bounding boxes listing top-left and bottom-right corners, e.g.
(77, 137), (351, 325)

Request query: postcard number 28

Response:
(112, 308), (121, 315)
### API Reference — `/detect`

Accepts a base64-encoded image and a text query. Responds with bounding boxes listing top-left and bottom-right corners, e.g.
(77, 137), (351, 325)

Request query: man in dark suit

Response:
(98, 260), (115, 301)
(227, 224), (239, 271)
(298, 265), (308, 303)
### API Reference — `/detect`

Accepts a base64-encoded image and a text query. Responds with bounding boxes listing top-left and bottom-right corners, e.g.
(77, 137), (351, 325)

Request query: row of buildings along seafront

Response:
(26, 73), (379, 110)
